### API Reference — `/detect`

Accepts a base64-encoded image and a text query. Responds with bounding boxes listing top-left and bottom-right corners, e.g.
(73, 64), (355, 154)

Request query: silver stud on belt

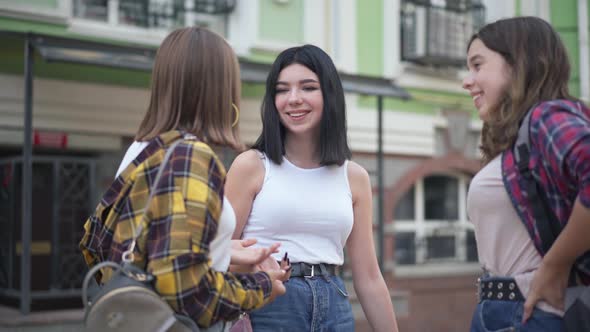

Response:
(304, 265), (315, 278)
(478, 279), (523, 302)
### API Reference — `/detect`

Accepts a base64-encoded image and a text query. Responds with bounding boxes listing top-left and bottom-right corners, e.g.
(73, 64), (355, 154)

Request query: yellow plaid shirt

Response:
(80, 130), (272, 327)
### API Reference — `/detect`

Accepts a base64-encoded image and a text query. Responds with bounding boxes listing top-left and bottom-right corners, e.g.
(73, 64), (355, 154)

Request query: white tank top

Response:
(116, 141), (235, 272)
(242, 153), (354, 265)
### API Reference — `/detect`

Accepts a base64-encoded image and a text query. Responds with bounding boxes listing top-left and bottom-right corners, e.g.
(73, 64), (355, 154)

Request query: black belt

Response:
(288, 262), (337, 278)
(477, 277), (525, 302)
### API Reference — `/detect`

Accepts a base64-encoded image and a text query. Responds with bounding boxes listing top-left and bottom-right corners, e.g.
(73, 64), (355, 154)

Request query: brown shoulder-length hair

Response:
(468, 16), (577, 164)
(135, 27), (243, 150)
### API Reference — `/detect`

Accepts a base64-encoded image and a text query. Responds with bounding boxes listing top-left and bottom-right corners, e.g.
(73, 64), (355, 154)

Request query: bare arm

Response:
(542, 199), (590, 268)
(346, 161), (399, 332)
(225, 151), (290, 278)
(225, 150), (265, 240)
(523, 197), (590, 321)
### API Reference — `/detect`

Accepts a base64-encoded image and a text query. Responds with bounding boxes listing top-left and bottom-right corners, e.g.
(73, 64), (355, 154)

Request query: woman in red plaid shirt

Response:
(463, 17), (590, 332)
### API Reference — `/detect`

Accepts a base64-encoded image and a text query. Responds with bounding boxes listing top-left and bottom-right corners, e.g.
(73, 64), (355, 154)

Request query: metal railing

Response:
(73, 0), (236, 29)
(401, 0), (485, 67)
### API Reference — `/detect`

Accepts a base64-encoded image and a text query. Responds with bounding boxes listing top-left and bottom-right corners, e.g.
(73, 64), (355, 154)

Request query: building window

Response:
(393, 174), (478, 265)
(400, 0), (485, 67)
(74, 0), (109, 22)
(424, 175), (458, 220)
(394, 185), (415, 220)
(72, 0), (232, 35)
(394, 231), (416, 265)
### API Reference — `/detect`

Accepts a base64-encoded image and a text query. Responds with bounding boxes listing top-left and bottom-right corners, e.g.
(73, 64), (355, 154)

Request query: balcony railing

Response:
(401, 0), (485, 67)
(73, 0), (235, 29)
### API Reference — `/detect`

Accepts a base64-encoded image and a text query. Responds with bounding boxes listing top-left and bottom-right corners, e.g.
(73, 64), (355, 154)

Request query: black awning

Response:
(1, 31), (410, 99)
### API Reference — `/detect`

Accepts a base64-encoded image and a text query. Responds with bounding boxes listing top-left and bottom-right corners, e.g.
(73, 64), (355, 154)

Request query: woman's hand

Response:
(264, 269), (288, 303)
(257, 252), (291, 282)
(522, 198), (590, 323)
(522, 260), (571, 322)
(230, 238), (280, 266)
(258, 254), (291, 304)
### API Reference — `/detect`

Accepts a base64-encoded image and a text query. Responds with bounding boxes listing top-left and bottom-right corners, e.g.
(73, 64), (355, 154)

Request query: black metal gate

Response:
(0, 156), (96, 301)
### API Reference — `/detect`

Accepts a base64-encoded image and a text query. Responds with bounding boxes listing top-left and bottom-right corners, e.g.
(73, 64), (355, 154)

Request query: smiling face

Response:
(462, 38), (512, 122)
(274, 63), (324, 136)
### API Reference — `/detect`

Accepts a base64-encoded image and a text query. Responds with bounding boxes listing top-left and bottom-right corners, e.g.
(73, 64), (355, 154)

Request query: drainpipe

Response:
(21, 34), (34, 315)
(377, 95), (384, 270)
(578, 0), (589, 102)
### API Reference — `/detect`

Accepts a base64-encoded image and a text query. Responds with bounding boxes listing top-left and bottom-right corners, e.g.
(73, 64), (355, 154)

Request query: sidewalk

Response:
(0, 305), (83, 332)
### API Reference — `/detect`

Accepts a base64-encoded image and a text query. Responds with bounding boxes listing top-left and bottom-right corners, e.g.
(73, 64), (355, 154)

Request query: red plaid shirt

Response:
(502, 99), (590, 281)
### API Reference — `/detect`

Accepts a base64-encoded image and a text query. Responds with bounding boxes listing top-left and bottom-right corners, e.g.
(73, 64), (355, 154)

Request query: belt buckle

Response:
(305, 265), (315, 278)
(476, 277), (482, 302)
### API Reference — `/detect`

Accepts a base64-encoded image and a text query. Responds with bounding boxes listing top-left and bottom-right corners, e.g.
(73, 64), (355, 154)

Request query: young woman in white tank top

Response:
(225, 45), (399, 332)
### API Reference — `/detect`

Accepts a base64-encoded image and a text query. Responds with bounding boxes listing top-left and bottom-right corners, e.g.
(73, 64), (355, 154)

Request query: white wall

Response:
(0, 74), (147, 149)
(0, 74), (277, 151)
(483, 0), (516, 22)
(346, 94), (440, 156)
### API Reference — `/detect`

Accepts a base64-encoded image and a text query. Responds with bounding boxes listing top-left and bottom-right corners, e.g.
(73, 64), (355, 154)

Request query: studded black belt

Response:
(477, 277), (525, 302)
(288, 262), (337, 278)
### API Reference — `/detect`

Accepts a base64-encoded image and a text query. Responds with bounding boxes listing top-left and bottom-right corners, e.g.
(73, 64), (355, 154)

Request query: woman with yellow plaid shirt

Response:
(80, 27), (287, 331)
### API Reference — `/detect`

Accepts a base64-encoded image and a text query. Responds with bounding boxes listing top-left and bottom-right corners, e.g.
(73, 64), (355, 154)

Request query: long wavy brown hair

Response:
(136, 27), (243, 150)
(469, 17), (577, 164)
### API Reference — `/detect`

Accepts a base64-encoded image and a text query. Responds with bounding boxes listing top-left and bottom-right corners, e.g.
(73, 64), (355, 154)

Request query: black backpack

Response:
(514, 102), (590, 331)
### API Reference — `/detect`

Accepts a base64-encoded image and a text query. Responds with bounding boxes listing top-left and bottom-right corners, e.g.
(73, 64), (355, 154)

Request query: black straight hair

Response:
(252, 44), (351, 166)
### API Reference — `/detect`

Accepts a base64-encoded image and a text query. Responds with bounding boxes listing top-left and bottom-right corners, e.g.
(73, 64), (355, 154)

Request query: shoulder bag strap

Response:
(514, 106), (562, 254)
(122, 139), (183, 263)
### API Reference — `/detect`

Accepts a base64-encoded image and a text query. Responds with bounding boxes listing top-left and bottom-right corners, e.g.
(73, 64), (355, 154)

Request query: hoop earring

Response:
(231, 103), (240, 128)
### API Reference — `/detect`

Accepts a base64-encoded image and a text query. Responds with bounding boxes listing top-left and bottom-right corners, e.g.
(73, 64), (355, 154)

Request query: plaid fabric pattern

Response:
(80, 130), (272, 327)
(502, 100), (590, 281)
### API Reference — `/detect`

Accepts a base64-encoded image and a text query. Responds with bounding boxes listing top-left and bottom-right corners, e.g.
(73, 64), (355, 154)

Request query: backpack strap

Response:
(122, 139), (183, 263)
(513, 105), (562, 254)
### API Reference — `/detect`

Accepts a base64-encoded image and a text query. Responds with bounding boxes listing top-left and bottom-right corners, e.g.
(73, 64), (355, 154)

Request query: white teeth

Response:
(289, 112), (307, 117)
(472, 93), (482, 101)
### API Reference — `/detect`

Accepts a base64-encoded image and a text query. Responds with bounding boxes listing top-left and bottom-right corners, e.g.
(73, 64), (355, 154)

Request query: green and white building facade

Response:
(0, 0), (586, 330)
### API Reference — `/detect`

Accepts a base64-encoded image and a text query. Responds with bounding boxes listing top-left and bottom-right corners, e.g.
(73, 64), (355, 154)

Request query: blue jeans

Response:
(470, 300), (563, 332)
(250, 275), (354, 332)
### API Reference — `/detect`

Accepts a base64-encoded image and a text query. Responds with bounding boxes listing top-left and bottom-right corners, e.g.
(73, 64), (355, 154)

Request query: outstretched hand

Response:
(257, 252), (291, 282)
(265, 269), (288, 303)
(229, 243), (291, 303)
(522, 260), (570, 323)
(230, 238), (280, 266)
